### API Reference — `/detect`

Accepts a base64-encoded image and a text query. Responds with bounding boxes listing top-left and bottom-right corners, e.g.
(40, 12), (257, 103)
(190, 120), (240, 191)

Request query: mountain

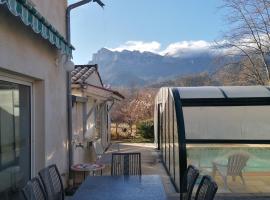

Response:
(149, 72), (216, 88)
(149, 62), (255, 88)
(89, 48), (223, 87)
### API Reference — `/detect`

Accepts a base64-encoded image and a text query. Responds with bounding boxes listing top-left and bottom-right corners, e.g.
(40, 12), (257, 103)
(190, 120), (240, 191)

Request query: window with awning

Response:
(0, 0), (74, 57)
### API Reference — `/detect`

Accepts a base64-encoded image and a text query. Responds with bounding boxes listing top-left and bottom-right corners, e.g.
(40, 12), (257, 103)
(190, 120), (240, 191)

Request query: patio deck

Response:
(89, 142), (270, 200)
(99, 142), (179, 199)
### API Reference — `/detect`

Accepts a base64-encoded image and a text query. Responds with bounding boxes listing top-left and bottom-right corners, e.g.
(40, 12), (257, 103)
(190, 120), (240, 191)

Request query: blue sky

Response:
(68, 0), (227, 64)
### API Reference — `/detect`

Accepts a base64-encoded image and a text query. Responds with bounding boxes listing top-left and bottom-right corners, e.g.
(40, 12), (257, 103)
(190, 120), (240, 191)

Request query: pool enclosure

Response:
(154, 86), (270, 196)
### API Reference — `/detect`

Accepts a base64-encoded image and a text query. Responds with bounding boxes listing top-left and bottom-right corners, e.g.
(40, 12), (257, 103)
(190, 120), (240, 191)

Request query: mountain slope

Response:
(89, 48), (222, 87)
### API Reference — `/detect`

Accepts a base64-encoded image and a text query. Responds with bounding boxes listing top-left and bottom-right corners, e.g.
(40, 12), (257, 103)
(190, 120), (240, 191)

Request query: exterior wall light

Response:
(56, 51), (75, 71)
(65, 59), (75, 72)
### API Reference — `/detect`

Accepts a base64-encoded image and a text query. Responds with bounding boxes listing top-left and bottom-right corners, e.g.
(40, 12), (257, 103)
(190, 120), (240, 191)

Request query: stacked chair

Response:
(183, 165), (200, 200)
(194, 175), (218, 200)
(39, 165), (65, 200)
(22, 164), (65, 200)
(22, 177), (46, 200)
(183, 165), (218, 200)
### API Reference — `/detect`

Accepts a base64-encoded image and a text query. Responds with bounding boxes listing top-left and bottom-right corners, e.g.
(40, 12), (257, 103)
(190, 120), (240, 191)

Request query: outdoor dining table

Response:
(71, 175), (167, 200)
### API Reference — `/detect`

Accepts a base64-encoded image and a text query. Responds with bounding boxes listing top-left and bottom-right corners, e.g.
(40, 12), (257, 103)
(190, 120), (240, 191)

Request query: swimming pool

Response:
(187, 145), (270, 172)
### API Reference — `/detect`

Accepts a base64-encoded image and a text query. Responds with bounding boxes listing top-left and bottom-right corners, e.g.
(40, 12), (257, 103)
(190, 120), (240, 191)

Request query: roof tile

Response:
(71, 65), (98, 84)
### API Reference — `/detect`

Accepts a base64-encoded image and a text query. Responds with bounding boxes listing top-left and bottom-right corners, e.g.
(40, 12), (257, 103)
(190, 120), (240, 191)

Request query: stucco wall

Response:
(31, 0), (67, 37)
(71, 100), (110, 165)
(0, 5), (69, 180)
(72, 100), (96, 164)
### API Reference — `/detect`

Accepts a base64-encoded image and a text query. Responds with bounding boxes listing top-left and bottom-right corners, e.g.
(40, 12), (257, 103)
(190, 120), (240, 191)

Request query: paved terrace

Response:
(99, 142), (269, 200)
(100, 142), (178, 200)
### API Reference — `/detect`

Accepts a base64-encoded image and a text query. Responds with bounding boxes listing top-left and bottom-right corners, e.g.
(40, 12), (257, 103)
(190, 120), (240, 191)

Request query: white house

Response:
(71, 65), (124, 165)
(0, 0), (73, 199)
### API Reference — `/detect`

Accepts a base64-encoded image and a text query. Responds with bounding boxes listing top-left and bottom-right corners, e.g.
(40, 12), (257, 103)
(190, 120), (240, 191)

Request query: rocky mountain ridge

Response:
(89, 48), (223, 87)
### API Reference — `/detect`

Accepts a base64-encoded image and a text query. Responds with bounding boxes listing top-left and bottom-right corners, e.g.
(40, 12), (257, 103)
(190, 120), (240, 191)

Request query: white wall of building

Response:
(31, 0), (67, 36)
(71, 72), (112, 165)
(0, 1), (69, 180)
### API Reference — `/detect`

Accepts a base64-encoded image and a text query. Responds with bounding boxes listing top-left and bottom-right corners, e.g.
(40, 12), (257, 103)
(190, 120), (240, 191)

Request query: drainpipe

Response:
(67, 0), (105, 42)
(66, 0), (104, 179)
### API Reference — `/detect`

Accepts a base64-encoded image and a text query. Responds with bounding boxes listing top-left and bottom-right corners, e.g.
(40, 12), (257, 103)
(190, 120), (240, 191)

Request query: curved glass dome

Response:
(154, 86), (270, 196)
(178, 86), (270, 99)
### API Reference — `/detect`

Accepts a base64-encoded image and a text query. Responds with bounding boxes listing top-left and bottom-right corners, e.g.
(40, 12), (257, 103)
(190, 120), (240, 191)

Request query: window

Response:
(0, 79), (31, 200)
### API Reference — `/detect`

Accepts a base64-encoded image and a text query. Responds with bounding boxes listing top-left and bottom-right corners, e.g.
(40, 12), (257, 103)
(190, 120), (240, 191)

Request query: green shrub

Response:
(137, 120), (154, 139)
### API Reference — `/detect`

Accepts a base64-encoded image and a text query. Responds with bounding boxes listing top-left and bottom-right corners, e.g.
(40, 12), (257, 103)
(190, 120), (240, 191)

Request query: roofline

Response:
(86, 84), (125, 100)
(75, 64), (98, 68)
(71, 83), (124, 101)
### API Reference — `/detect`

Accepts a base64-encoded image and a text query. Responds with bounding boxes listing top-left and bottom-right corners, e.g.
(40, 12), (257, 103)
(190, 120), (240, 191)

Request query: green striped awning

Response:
(0, 0), (74, 57)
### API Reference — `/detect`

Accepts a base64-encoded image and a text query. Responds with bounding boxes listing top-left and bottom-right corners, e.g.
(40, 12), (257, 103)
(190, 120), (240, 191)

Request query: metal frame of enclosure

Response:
(154, 86), (270, 197)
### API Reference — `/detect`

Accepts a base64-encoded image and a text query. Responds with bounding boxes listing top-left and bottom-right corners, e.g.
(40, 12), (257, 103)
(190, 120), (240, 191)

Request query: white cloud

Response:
(160, 40), (211, 57)
(108, 40), (215, 57)
(108, 41), (161, 53)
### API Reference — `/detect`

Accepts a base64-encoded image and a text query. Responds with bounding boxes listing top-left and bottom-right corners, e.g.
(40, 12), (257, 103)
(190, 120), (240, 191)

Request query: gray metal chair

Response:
(22, 177), (47, 200)
(111, 152), (141, 176)
(195, 175), (218, 200)
(38, 165), (64, 200)
(183, 165), (200, 200)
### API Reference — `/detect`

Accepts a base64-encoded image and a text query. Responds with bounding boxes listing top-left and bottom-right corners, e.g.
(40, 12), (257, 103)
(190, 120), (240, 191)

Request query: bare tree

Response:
(217, 0), (270, 85)
(111, 88), (157, 138)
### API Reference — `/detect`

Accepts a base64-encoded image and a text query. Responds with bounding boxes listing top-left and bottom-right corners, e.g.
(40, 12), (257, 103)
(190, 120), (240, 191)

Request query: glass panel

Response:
(178, 87), (224, 99)
(163, 103), (167, 166)
(173, 108), (180, 190)
(160, 108), (165, 163)
(187, 144), (270, 194)
(169, 96), (174, 180)
(178, 86), (270, 99)
(183, 106), (270, 140)
(0, 80), (31, 200)
(157, 88), (180, 191)
(165, 98), (170, 172)
(221, 86), (270, 98)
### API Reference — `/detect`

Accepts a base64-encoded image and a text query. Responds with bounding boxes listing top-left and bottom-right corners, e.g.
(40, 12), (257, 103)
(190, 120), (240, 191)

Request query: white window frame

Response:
(0, 72), (34, 178)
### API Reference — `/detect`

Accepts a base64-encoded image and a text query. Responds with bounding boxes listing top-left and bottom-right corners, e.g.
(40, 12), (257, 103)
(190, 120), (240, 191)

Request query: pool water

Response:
(187, 147), (270, 172)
